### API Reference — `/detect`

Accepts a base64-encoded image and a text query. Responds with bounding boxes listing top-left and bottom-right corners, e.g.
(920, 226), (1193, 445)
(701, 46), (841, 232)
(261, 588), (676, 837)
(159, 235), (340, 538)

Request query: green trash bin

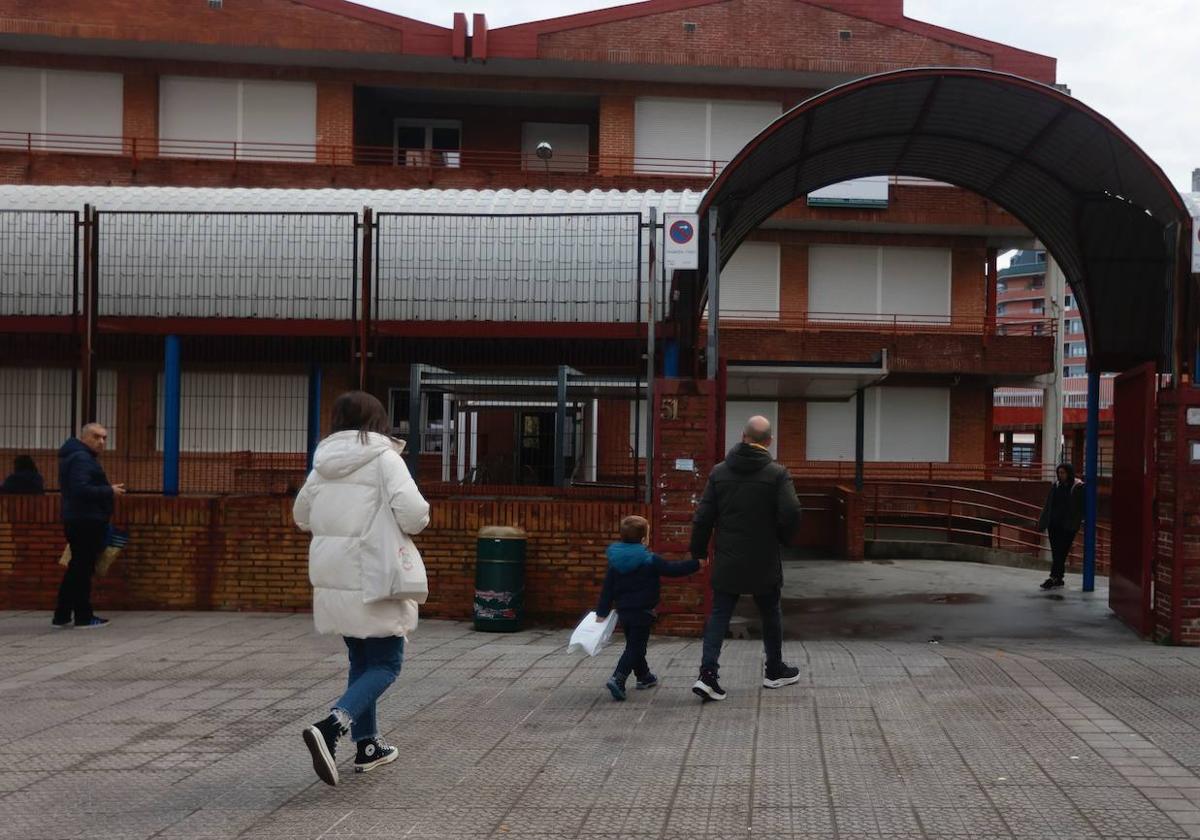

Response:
(474, 526), (527, 632)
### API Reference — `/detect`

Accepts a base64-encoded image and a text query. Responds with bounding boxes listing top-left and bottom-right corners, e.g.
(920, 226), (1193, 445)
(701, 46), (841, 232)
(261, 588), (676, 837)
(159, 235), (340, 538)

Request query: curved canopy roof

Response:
(699, 68), (1193, 371)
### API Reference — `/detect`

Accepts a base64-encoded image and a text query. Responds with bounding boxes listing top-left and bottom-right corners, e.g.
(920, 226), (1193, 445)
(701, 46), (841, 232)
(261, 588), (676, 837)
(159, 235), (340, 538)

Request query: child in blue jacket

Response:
(595, 515), (704, 700)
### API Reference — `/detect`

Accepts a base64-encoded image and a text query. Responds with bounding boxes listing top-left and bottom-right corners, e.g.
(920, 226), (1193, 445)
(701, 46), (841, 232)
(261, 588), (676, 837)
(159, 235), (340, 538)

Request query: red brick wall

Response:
(0, 493), (682, 631)
(316, 81), (354, 164)
(535, 0), (993, 77)
(598, 95), (634, 176)
(122, 72), (158, 156)
(1155, 390), (1200, 645)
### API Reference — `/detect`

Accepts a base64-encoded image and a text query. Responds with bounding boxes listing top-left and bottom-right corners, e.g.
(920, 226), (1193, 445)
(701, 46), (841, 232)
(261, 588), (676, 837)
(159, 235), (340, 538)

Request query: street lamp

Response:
(535, 141), (553, 190)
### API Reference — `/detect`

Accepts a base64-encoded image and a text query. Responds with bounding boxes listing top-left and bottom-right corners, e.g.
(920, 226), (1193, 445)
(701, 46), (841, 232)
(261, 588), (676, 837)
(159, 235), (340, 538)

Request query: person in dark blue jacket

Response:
(0, 455), (44, 494)
(595, 515), (704, 701)
(55, 424), (125, 629)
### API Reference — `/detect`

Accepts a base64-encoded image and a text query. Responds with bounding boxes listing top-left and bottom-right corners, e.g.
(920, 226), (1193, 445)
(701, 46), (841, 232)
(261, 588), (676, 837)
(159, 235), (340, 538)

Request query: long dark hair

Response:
(14, 454), (38, 473)
(330, 391), (391, 443)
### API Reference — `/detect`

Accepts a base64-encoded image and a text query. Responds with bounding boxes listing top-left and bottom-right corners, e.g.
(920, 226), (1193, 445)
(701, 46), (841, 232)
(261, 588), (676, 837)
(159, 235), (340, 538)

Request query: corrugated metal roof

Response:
(0, 185), (704, 216)
(700, 67), (1193, 372)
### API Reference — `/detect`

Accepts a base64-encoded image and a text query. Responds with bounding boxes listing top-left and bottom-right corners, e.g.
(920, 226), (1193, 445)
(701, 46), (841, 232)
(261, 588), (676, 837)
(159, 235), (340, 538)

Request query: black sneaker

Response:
(692, 671), (727, 702)
(353, 738), (398, 774)
(606, 674), (627, 701)
(302, 714), (347, 786)
(1040, 577), (1065, 591)
(635, 673), (658, 690)
(75, 617), (109, 629)
(763, 662), (801, 689)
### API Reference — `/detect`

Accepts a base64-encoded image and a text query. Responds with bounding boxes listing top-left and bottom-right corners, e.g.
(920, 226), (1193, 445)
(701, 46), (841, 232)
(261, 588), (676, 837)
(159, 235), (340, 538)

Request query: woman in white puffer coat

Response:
(293, 391), (429, 787)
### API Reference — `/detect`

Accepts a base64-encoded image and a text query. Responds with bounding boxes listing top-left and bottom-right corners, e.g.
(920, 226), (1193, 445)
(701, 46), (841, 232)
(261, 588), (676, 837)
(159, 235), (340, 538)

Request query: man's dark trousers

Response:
(55, 521), (106, 625)
(700, 585), (784, 676)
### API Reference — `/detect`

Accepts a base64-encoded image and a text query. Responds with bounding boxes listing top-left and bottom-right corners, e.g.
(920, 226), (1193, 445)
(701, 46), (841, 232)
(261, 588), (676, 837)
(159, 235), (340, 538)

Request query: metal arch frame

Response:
(696, 66), (1194, 377)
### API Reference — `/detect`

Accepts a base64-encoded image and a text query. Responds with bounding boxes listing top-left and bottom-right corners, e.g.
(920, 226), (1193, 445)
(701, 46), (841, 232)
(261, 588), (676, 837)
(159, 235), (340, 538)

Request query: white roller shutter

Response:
(808, 245), (880, 321)
(160, 77), (239, 158)
(241, 80), (316, 162)
(0, 68), (42, 144)
(521, 122), (589, 172)
(0, 368), (117, 449)
(724, 400), (778, 457)
(881, 247), (951, 324)
(721, 241), (779, 318)
(876, 387), (949, 462)
(160, 77), (316, 161)
(634, 98), (706, 173)
(709, 100), (781, 163)
(157, 372), (306, 453)
(806, 391), (878, 461)
(44, 70), (123, 152)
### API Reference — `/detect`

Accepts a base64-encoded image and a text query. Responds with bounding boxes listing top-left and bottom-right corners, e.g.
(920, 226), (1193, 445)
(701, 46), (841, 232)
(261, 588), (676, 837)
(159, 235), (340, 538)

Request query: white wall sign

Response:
(1187, 407), (1200, 426)
(675, 458), (695, 471)
(663, 213), (699, 271)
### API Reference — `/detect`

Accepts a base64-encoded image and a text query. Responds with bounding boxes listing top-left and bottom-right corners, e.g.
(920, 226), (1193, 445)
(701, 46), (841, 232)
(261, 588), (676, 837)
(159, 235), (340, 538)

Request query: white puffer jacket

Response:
(293, 431), (430, 639)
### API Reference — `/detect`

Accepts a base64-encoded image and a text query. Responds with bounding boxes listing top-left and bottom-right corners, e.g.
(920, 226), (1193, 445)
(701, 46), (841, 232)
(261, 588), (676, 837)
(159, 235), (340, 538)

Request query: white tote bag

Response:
(360, 458), (429, 605)
(567, 611), (617, 656)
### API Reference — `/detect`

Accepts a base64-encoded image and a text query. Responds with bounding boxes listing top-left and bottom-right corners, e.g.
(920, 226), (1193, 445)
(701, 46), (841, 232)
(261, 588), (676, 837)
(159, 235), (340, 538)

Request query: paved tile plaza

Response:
(3, 610), (1200, 839)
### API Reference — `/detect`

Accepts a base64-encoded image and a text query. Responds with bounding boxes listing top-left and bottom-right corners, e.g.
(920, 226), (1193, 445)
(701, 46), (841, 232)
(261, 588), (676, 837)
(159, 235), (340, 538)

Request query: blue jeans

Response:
(333, 636), (404, 742)
(700, 586), (784, 676)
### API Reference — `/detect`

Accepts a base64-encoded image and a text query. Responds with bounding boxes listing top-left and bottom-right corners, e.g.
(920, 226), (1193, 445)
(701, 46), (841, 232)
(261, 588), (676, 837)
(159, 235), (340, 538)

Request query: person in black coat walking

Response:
(1, 455), (43, 494)
(1037, 462), (1085, 590)
(689, 416), (803, 702)
(595, 515), (704, 701)
(55, 424), (125, 629)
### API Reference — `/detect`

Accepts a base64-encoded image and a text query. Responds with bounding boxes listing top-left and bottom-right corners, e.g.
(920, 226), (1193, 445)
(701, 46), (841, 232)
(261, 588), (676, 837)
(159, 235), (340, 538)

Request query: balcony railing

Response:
(0, 128), (998, 187)
(710, 310), (1056, 337)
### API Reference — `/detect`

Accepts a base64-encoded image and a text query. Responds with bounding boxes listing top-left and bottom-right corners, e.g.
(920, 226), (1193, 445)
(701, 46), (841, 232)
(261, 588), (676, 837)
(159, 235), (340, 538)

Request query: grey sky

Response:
(358, 0), (1198, 192)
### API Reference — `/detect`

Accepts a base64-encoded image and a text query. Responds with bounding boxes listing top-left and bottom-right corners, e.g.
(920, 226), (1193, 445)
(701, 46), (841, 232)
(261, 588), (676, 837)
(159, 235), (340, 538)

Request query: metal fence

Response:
(374, 213), (643, 324)
(2, 205), (655, 496)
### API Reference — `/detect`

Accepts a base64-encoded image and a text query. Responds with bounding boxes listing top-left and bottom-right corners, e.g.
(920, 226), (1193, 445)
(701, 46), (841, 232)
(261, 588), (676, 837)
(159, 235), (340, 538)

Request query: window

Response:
(1031, 278), (1045, 290)
(0, 68), (123, 153)
(1070, 343), (1088, 358)
(0, 368), (117, 449)
(394, 119), (462, 167)
(634, 98), (781, 174)
(389, 389), (449, 452)
(159, 77), (317, 161)
(996, 302), (1007, 317)
(806, 387), (950, 462)
(156, 372), (306, 453)
(1064, 293), (1073, 309)
(808, 245), (951, 323)
(1031, 301), (1045, 314)
(717, 241), (780, 319)
(997, 281), (1007, 293)
(1064, 365), (1086, 379)
(1069, 318), (1083, 334)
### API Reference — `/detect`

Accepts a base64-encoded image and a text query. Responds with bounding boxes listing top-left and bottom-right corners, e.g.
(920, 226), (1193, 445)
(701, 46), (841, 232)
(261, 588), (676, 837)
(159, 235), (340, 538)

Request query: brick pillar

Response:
(316, 81), (354, 166)
(652, 378), (719, 636)
(122, 72), (158, 158)
(597, 95), (634, 177)
(1155, 389), (1200, 645)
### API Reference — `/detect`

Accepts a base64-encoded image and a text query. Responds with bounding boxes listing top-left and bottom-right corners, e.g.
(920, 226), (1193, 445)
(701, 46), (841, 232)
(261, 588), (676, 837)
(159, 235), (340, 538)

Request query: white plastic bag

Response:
(361, 457), (428, 605)
(567, 611), (617, 656)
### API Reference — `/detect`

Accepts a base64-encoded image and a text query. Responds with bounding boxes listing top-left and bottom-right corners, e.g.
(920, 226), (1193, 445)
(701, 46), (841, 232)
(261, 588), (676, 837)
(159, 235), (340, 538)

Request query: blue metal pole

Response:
(664, 339), (679, 378)
(1083, 369), (1099, 592)
(163, 334), (181, 497)
(306, 362), (322, 472)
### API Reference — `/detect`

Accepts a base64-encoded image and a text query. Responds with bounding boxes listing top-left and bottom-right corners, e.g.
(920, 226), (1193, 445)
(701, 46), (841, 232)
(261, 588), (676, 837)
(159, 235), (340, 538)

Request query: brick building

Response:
(0, 0), (1058, 488)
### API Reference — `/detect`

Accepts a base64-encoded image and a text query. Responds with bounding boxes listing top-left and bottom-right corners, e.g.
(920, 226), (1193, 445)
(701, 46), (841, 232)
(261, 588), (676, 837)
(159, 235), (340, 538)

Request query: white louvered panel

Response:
(240, 80), (316, 162)
(159, 76), (239, 159)
(881, 246), (951, 324)
(720, 241), (779, 318)
(808, 245), (880, 322)
(876, 387), (949, 462)
(44, 70), (123, 153)
(522, 122), (589, 172)
(634, 98), (706, 174)
(708, 100), (781, 165)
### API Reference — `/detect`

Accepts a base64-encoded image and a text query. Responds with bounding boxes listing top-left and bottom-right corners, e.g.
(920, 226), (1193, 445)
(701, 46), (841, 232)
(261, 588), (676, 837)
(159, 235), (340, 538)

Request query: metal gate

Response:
(1109, 362), (1156, 636)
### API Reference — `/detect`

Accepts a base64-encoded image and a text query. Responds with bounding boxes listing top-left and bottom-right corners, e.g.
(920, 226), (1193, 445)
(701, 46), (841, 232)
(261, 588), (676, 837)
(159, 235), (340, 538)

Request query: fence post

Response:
(306, 362), (323, 472)
(946, 490), (953, 542)
(706, 207), (720, 379)
(359, 207), (373, 390)
(854, 387), (865, 492)
(163, 335), (182, 497)
(554, 365), (568, 489)
(407, 364), (422, 480)
(645, 206), (657, 504)
(80, 205), (98, 426)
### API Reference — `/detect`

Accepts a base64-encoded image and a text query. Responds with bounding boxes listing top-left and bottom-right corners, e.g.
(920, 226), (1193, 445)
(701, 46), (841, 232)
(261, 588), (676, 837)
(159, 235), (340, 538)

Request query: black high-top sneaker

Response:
(303, 714), (348, 786)
(692, 670), (727, 702)
(354, 738), (399, 773)
(763, 661), (801, 689)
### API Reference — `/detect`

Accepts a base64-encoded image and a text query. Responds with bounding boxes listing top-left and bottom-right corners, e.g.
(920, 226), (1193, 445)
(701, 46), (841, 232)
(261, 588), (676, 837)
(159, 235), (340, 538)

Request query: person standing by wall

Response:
(1038, 462), (1085, 590)
(293, 391), (430, 787)
(1, 455), (44, 494)
(55, 424), (124, 629)
(689, 416), (803, 702)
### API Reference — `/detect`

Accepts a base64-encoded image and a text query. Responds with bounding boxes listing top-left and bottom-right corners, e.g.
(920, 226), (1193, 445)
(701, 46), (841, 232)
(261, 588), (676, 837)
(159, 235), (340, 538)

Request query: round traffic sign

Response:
(669, 219), (695, 245)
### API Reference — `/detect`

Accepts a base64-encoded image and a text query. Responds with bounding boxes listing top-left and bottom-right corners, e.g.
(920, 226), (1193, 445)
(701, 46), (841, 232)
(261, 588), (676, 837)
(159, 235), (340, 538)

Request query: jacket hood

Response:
(724, 442), (774, 474)
(1056, 462), (1077, 484)
(313, 431), (402, 480)
(58, 437), (93, 460)
(606, 542), (653, 573)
